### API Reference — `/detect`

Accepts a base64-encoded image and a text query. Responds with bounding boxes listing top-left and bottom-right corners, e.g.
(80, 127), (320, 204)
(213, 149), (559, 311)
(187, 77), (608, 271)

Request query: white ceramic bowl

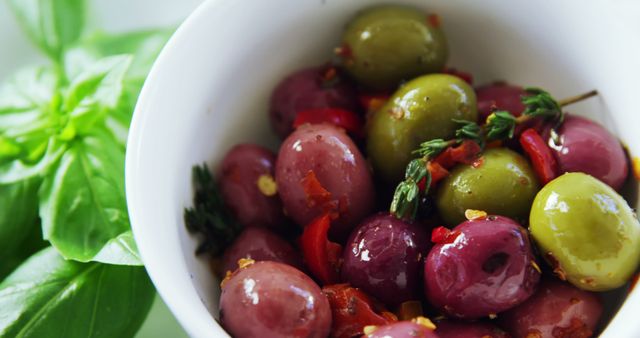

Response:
(126, 0), (640, 337)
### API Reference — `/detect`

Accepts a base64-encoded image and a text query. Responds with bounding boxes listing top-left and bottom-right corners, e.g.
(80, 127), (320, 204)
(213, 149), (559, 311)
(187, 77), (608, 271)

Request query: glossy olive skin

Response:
(436, 148), (539, 225)
(367, 74), (477, 182)
(219, 144), (286, 230)
(424, 216), (541, 319)
(341, 6), (448, 90)
(219, 261), (331, 338)
(500, 279), (603, 338)
(435, 320), (509, 338)
(269, 66), (359, 139)
(221, 227), (303, 274)
(276, 124), (375, 239)
(476, 82), (526, 122)
(341, 213), (429, 306)
(544, 115), (628, 190)
(530, 172), (640, 291)
(367, 321), (439, 338)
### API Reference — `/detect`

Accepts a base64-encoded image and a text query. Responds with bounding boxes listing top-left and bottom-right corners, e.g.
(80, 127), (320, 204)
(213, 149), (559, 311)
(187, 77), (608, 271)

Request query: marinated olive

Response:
(529, 172), (640, 291)
(275, 124), (375, 239)
(269, 65), (359, 139)
(435, 319), (509, 338)
(500, 279), (603, 338)
(476, 82), (526, 122)
(341, 213), (428, 306)
(340, 6), (448, 90)
(424, 216), (540, 319)
(221, 227), (303, 274)
(366, 321), (439, 338)
(219, 144), (286, 230)
(367, 74), (477, 182)
(544, 115), (628, 190)
(219, 261), (331, 338)
(436, 148), (539, 225)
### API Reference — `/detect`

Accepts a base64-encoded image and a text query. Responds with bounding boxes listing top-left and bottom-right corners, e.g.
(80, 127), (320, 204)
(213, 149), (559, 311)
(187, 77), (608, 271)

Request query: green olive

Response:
(367, 74), (476, 183)
(436, 148), (540, 225)
(530, 172), (640, 291)
(340, 6), (448, 90)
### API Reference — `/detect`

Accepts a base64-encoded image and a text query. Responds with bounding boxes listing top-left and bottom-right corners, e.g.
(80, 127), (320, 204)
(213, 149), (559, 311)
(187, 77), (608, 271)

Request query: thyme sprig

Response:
(184, 164), (241, 255)
(389, 88), (597, 220)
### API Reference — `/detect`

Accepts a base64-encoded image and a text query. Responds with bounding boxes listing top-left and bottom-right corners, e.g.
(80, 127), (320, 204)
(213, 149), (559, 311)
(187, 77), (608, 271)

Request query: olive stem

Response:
(558, 90), (598, 107)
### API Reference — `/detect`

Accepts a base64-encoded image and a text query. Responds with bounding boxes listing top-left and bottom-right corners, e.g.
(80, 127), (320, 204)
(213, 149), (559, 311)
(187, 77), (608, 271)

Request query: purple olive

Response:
(275, 123), (375, 239)
(424, 216), (540, 319)
(220, 261), (331, 338)
(269, 65), (359, 139)
(219, 144), (286, 230)
(341, 213), (429, 306)
(544, 114), (628, 190)
(367, 321), (439, 338)
(499, 279), (603, 338)
(435, 319), (509, 338)
(221, 227), (303, 274)
(476, 82), (526, 122)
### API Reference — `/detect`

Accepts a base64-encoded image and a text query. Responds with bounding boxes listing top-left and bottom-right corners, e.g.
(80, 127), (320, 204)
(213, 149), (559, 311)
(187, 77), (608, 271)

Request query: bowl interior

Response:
(126, 0), (640, 337)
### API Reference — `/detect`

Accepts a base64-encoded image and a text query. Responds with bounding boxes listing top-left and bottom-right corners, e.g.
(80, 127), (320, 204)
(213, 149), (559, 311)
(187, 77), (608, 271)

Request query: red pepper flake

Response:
(301, 170), (332, 208)
(334, 44), (353, 59)
(545, 252), (567, 281)
(526, 330), (543, 338)
(519, 128), (558, 184)
(322, 66), (337, 82)
(551, 318), (593, 338)
(427, 14), (441, 28)
(431, 226), (461, 244)
(485, 140), (503, 149)
(471, 156), (484, 168)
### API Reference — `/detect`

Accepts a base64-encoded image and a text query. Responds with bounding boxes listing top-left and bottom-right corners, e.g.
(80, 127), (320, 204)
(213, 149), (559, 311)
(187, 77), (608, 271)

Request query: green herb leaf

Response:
(184, 165), (241, 256)
(0, 247), (154, 338)
(390, 159), (430, 220)
(413, 139), (453, 159)
(453, 119), (484, 147)
(39, 130), (140, 265)
(0, 179), (45, 279)
(7, 0), (86, 62)
(521, 87), (562, 119)
(485, 110), (517, 140)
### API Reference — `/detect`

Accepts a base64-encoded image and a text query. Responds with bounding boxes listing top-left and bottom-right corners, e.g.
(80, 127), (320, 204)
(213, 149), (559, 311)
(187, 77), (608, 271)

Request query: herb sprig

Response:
(390, 87), (597, 220)
(184, 165), (241, 256)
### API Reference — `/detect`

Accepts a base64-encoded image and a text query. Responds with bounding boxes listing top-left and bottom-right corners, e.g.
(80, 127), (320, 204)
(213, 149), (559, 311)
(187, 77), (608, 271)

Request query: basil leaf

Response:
(39, 130), (139, 265)
(7, 0), (86, 61)
(81, 28), (173, 80)
(0, 247), (154, 338)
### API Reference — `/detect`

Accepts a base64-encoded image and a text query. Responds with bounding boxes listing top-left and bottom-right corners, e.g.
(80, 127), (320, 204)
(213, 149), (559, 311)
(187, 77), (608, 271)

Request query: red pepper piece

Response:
(300, 214), (342, 285)
(293, 108), (363, 137)
(442, 67), (473, 85)
(358, 93), (390, 113)
(519, 128), (558, 184)
(433, 140), (482, 169)
(323, 284), (397, 338)
(427, 161), (450, 187)
(431, 226), (461, 244)
(301, 170), (333, 208)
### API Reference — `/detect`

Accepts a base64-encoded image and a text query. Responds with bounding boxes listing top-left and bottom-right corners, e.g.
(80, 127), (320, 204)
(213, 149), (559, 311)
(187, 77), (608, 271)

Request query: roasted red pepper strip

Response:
(433, 140), (482, 169)
(427, 161), (450, 187)
(323, 284), (397, 338)
(300, 214), (342, 285)
(442, 67), (473, 85)
(358, 93), (390, 113)
(431, 226), (461, 244)
(519, 128), (558, 184)
(293, 108), (363, 137)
